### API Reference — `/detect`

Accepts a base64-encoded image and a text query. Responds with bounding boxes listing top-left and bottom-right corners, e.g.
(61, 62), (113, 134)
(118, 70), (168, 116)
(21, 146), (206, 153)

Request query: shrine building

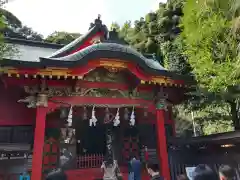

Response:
(0, 17), (194, 180)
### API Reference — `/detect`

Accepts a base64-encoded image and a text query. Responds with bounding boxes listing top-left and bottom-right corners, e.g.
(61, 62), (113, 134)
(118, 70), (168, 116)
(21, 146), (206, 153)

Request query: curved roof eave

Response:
(46, 25), (100, 59)
(40, 42), (166, 71)
(39, 43), (194, 82)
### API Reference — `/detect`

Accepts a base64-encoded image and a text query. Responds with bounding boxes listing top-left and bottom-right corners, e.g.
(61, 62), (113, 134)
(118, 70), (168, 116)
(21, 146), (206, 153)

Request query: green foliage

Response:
(0, 2), (17, 61)
(110, 22), (120, 32)
(161, 37), (192, 75)
(181, 0), (240, 131)
(119, 0), (189, 72)
(182, 0), (240, 92)
(45, 31), (81, 45)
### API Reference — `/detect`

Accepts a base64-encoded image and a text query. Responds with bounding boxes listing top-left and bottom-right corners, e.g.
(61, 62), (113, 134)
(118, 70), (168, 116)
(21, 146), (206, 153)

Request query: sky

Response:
(4, 0), (166, 37)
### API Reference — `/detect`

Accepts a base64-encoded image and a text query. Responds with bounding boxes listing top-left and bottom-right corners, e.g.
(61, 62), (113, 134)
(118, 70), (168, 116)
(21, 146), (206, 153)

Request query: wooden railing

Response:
(76, 154), (104, 169)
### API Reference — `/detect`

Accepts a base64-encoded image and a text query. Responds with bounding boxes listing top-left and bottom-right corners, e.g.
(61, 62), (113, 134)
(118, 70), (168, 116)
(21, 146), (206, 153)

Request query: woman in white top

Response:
(101, 160), (119, 180)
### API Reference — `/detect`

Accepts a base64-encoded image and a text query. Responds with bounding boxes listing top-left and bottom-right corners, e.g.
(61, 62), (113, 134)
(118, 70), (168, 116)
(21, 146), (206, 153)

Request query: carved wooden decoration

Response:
(83, 68), (126, 83)
(17, 68), (155, 107)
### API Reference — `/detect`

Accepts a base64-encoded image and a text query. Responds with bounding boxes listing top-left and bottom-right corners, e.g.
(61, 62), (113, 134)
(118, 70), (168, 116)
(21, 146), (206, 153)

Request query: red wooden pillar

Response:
(31, 107), (48, 180)
(156, 107), (171, 180)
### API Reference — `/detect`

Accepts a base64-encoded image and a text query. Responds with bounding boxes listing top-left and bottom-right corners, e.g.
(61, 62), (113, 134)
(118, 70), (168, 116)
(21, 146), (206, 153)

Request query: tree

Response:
(119, 0), (190, 72)
(110, 22), (120, 32)
(45, 31), (81, 45)
(181, 0), (240, 130)
(156, 0), (190, 74)
(0, 2), (19, 60)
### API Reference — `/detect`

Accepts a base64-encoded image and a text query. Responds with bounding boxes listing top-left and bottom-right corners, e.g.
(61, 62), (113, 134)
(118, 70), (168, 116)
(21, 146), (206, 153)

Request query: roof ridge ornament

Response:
(89, 14), (103, 30)
(98, 14), (101, 20)
(95, 14), (102, 26)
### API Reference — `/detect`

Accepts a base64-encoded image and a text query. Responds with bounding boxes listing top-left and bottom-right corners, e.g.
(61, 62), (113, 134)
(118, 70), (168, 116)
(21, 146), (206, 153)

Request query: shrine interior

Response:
(58, 106), (160, 167)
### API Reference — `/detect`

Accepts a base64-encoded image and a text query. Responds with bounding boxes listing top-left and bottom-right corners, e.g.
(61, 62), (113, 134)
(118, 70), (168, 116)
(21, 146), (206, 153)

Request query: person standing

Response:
(101, 159), (118, 180)
(128, 157), (134, 180)
(219, 165), (237, 180)
(130, 155), (141, 180)
(146, 163), (164, 180)
(192, 164), (218, 180)
(19, 171), (30, 180)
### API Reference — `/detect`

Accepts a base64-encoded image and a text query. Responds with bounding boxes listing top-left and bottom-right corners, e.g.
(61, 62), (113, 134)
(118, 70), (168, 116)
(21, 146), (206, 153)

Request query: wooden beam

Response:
(31, 107), (48, 180)
(2, 76), (156, 91)
(156, 109), (171, 180)
(49, 96), (156, 113)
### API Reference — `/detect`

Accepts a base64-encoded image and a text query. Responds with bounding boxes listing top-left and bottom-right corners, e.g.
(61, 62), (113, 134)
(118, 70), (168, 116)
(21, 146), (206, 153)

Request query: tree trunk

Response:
(229, 102), (240, 130)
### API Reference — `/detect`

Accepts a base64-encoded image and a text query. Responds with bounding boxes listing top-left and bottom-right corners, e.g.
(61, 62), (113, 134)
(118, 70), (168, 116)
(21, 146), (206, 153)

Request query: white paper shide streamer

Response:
(67, 106), (73, 127)
(113, 108), (120, 126)
(129, 106), (135, 126)
(89, 106), (97, 126)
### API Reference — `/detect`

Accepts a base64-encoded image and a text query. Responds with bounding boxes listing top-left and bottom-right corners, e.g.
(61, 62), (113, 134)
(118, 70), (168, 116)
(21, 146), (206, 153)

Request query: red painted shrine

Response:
(0, 17), (193, 180)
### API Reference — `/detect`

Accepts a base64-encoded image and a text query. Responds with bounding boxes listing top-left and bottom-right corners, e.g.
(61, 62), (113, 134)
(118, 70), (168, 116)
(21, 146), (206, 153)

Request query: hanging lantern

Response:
(124, 108), (129, 120)
(89, 106), (97, 126)
(67, 106), (73, 127)
(113, 108), (120, 126)
(129, 106), (135, 126)
(82, 106), (88, 120)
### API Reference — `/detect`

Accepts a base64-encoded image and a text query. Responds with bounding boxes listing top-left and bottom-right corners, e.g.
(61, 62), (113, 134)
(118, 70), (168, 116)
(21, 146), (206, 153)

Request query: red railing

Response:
(76, 154), (104, 169)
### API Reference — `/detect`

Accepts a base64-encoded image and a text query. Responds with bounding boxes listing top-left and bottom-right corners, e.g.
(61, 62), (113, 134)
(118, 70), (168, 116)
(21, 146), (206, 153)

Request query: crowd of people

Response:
(45, 159), (239, 180)
(45, 148), (239, 180)
(45, 155), (164, 180)
(177, 164), (238, 180)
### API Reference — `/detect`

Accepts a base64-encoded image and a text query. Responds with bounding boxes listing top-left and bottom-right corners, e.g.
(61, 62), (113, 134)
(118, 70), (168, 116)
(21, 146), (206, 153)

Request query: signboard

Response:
(185, 167), (196, 180)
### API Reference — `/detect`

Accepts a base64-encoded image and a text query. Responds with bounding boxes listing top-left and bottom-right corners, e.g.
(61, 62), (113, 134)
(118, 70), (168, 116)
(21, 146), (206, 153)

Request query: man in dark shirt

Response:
(219, 165), (237, 180)
(146, 163), (164, 180)
(192, 164), (218, 180)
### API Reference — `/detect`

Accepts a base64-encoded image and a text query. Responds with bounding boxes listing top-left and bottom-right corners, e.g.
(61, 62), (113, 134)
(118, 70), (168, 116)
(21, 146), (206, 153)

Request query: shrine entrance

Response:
(57, 105), (156, 170)
(47, 104), (160, 180)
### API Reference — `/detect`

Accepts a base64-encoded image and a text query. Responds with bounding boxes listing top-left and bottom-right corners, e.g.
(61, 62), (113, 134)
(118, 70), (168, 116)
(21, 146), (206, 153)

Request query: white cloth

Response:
(101, 162), (118, 180)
